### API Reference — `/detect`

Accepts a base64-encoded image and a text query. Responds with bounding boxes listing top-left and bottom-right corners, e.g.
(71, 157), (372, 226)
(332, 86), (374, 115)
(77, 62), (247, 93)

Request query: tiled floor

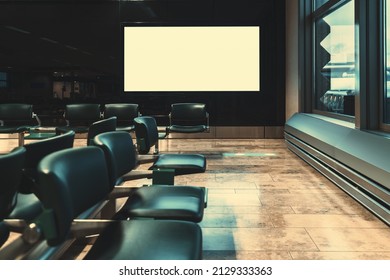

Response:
(110, 137), (390, 260)
(2, 136), (390, 260)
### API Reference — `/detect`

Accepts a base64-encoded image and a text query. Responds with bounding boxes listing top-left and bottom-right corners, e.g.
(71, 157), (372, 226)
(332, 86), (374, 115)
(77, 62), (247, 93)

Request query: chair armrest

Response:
(2, 219), (28, 233)
(137, 154), (157, 164)
(120, 170), (153, 181)
(206, 112), (210, 131)
(32, 113), (42, 127)
(0, 219), (118, 260)
(0, 235), (31, 260)
(70, 219), (117, 239)
(202, 187), (208, 208)
(108, 186), (139, 199)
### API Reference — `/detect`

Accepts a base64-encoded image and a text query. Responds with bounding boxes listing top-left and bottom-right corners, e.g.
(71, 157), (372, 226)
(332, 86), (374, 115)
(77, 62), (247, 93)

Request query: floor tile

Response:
(202, 228), (319, 251)
(306, 228), (390, 251)
(290, 251), (390, 260)
(200, 213), (274, 228)
(203, 250), (292, 260)
(271, 214), (388, 228)
(207, 194), (261, 206)
(204, 205), (295, 215)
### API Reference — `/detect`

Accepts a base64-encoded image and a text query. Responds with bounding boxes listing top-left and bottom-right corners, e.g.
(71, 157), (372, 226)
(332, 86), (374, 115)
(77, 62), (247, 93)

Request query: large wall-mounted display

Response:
(124, 26), (260, 92)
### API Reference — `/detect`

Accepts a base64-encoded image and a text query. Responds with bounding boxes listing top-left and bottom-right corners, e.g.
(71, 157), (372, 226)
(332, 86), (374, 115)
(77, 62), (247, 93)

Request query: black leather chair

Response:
(31, 146), (202, 259)
(167, 103), (209, 134)
(86, 117), (117, 146)
(0, 103), (41, 146)
(93, 131), (206, 222)
(0, 147), (26, 220)
(134, 116), (206, 175)
(7, 130), (75, 221)
(56, 104), (101, 134)
(103, 103), (140, 132)
(0, 146), (25, 247)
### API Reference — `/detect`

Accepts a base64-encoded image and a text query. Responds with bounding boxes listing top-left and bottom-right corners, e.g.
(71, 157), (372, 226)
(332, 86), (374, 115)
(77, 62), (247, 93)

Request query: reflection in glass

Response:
(385, 0), (390, 123)
(0, 72), (7, 88)
(314, 0), (331, 10)
(314, 1), (355, 116)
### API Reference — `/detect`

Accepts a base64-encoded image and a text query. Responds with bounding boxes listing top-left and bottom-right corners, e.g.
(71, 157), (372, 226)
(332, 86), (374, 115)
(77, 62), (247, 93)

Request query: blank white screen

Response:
(124, 26), (260, 92)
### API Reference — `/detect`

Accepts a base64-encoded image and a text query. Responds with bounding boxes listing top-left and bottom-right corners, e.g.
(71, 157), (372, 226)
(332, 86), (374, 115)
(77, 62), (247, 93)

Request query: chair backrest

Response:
(86, 117), (117, 146)
(64, 104), (101, 125)
(20, 130), (75, 195)
(170, 103), (207, 125)
(104, 103), (139, 122)
(0, 146), (26, 220)
(133, 116), (159, 154)
(0, 103), (34, 125)
(93, 131), (138, 187)
(37, 146), (111, 246)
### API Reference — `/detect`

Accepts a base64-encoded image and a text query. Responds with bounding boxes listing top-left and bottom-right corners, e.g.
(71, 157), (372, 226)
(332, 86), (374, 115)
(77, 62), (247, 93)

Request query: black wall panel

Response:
(0, 0), (285, 126)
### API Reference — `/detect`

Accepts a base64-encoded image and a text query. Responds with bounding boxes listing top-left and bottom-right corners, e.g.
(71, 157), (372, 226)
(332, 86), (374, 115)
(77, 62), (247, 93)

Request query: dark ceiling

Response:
(0, 1), (120, 77)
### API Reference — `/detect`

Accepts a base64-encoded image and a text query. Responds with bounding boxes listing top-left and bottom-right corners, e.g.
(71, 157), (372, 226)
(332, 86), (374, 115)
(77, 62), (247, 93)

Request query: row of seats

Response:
(0, 102), (210, 147)
(0, 116), (208, 259)
(56, 103), (140, 134)
(0, 103), (41, 146)
(57, 102), (209, 135)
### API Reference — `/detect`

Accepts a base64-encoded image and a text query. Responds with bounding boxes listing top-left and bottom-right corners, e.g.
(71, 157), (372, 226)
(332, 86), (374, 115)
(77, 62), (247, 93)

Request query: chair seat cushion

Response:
(151, 154), (206, 175)
(8, 193), (42, 220)
(168, 125), (207, 133)
(115, 186), (205, 222)
(84, 219), (202, 260)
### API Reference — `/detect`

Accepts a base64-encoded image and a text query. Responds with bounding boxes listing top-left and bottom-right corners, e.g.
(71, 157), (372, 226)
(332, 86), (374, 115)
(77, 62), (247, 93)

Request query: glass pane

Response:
(314, 0), (331, 10)
(385, 0), (390, 123)
(314, 1), (355, 116)
(0, 72), (6, 88)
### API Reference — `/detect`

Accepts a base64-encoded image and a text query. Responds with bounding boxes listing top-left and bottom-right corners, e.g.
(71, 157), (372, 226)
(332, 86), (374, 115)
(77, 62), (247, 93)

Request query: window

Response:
(0, 72), (7, 88)
(314, 0), (332, 9)
(303, 0), (390, 131)
(313, 0), (355, 117)
(384, 0), (390, 124)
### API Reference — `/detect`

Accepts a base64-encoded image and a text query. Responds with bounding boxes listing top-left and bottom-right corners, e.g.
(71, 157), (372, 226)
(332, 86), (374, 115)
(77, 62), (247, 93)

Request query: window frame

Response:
(381, 0), (390, 132)
(312, 0), (356, 121)
(300, 0), (390, 132)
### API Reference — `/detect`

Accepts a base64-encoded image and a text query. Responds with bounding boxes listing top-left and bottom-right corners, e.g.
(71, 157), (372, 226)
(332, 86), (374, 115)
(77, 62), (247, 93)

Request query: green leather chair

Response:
(56, 103), (101, 134)
(86, 117), (117, 146)
(8, 130), (75, 221)
(167, 103), (209, 134)
(0, 146), (25, 247)
(0, 103), (41, 146)
(34, 146), (202, 259)
(134, 116), (206, 175)
(103, 103), (140, 132)
(93, 131), (206, 222)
